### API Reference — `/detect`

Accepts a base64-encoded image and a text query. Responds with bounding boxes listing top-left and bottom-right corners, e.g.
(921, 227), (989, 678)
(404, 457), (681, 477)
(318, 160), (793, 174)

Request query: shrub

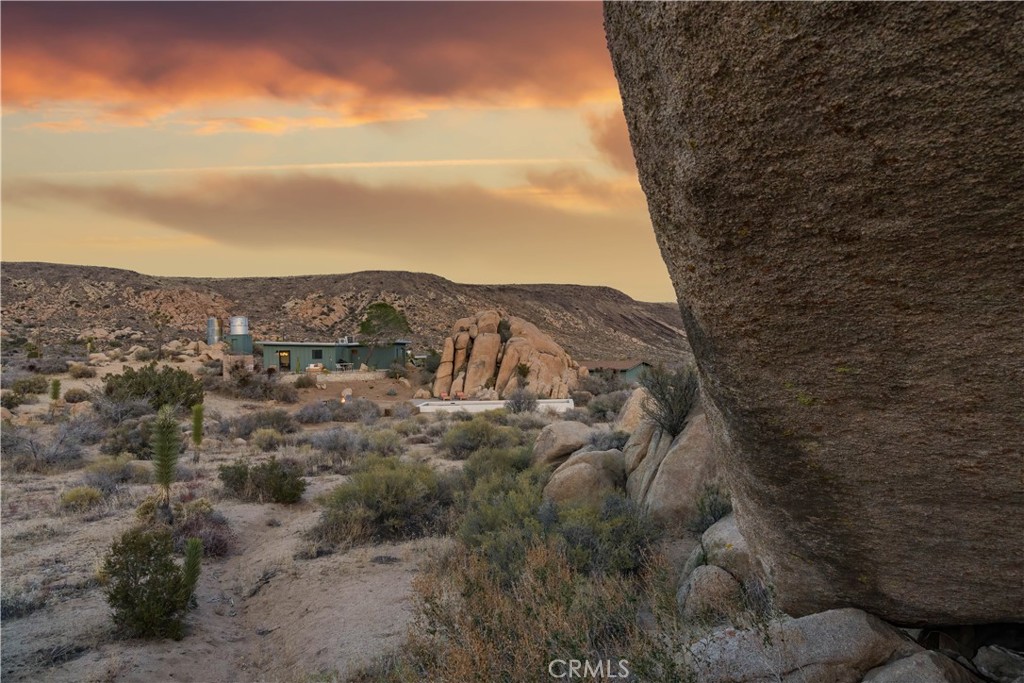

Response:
(12, 375), (48, 395)
(497, 318), (512, 343)
(689, 485), (733, 534)
(504, 388), (538, 414)
(639, 364), (699, 437)
(294, 374), (317, 389)
(335, 397), (381, 425)
(103, 363), (203, 412)
(1, 391), (24, 410)
(69, 364), (97, 379)
(1, 422), (84, 471)
(296, 402), (333, 424)
(84, 456), (151, 494)
(251, 428), (284, 452)
(580, 371), (626, 396)
(588, 390), (630, 422)
(440, 416), (522, 459)
(219, 458), (307, 504)
(103, 527), (202, 639)
(31, 357), (70, 375)
(64, 415), (106, 445)
(134, 348), (158, 362)
(560, 408), (595, 425)
(63, 388), (91, 403)
(49, 378), (62, 402)
(391, 401), (416, 420)
(101, 416), (155, 459)
(385, 362), (408, 380)
(463, 446), (533, 487)
(151, 406), (181, 520)
(550, 495), (659, 576)
(91, 392), (153, 426)
(0, 368), (30, 390)
(219, 409), (297, 439)
(588, 430), (631, 452)
(310, 457), (450, 547)
(171, 498), (233, 557)
(367, 428), (402, 456)
(307, 427), (368, 457)
(59, 485), (105, 512)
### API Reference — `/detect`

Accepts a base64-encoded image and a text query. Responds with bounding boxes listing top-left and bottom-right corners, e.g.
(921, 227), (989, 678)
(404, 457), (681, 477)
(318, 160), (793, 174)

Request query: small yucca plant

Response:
(190, 404), (203, 464)
(151, 405), (180, 523)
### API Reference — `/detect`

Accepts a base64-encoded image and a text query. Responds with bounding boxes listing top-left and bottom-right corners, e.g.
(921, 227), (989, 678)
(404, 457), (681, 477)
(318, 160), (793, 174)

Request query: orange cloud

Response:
(587, 109), (637, 174)
(2, 3), (618, 128)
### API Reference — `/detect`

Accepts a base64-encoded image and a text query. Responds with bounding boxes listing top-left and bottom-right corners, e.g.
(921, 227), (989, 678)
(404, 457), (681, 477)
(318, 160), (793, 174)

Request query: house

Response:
(258, 339), (411, 373)
(577, 359), (652, 384)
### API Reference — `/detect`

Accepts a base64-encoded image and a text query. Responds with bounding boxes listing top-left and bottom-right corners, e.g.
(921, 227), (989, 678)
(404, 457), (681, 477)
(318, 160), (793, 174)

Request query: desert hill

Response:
(0, 262), (690, 364)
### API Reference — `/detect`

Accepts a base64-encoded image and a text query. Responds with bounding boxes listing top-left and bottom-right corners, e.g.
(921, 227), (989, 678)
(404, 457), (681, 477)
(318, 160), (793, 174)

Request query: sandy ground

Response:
(1, 361), (448, 683)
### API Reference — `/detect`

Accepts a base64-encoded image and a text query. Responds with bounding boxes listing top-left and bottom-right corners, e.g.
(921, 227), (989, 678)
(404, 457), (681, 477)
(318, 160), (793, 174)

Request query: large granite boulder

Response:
(605, 2), (1024, 623)
(543, 449), (626, 507)
(687, 608), (921, 683)
(532, 421), (595, 468)
(863, 652), (982, 683)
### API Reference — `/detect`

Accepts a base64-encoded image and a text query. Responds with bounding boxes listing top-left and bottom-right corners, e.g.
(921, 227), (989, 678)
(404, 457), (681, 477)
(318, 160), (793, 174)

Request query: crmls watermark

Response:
(548, 659), (630, 679)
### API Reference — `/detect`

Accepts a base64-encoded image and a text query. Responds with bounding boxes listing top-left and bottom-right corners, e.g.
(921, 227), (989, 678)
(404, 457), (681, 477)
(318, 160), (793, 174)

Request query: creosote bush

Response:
(59, 485), (105, 512)
(219, 458), (306, 504)
(690, 485), (733, 534)
(639, 364), (699, 437)
(504, 388), (538, 414)
(296, 402), (333, 424)
(69, 364), (97, 379)
(309, 457), (452, 549)
(587, 390), (631, 423)
(587, 429), (631, 452)
(294, 374), (318, 389)
(219, 409), (297, 439)
(12, 375), (48, 396)
(103, 363), (204, 412)
(63, 387), (91, 404)
(103, 526), (202, 639)
(440, 416), (523, 460)
(251, 428), (284, 452)
(335, 397), (382, 425)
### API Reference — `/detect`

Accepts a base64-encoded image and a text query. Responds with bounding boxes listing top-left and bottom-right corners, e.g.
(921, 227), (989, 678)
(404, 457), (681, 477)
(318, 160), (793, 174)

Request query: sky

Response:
(0, 1), (675, 301)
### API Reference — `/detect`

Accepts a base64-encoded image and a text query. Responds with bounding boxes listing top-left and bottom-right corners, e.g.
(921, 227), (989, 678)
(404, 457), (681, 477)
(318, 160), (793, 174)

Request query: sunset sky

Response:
(1, 2), (674, 301)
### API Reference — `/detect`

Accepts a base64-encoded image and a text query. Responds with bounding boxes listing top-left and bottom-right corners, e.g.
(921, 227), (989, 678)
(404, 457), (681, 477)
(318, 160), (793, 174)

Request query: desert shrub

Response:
(335, 397), (381, 425)
(306, 427), (368, 457)
(60, 485), (105, 512)
(64, 387), (91, 403)
(689, 485), (733, 534)
(102, 363), (203, 412)
(462, 446), (533, 486)
(0, 368), (30, 390)
(580, 371), (626, 396)
(405, 542), (685, 682)
(219, 409), (297, 439)
(103, 527), (202, 639)
(367, 428), (402, 456)
(1, 391), (24, 410)
(0, 589), (48, 620)
(31, 357), (70, 375)
(134, 348), (158, 362)
(84, 457), (151, 494)
(219, 458), (306, 504)
(310, 457), (450, 548)
(440, 416), (523, 460)
(294, 374), (317, 389)
(506, 411), (550, 432)
(588, 430), (631, 452)
(49, 378), (61, 401)
(588, 390), (630, 422)
(251, 428), (284, 452)
(1, 422), (84, 471)
(639, 364), (699, 437)
(64, 415), (106, 445)
(171, 498), (233, 557)
(549, 495), (659, 576)
(12, 375), (48, 395)
(91, 391), (153, 426)
(423, 349), (442, 375)
(391, 401), (417, 420)
(211, 366), (298, 403)
(504, 388), (538, 414)
(385, 362), (408, 380)
(296, 402), (332, 424)
(571, 390), (594, 407)
(69, 364), (97, 379)
(497, 318), (512, 343)
(101, 416), (155, 459)
(560, 407), (595, 425)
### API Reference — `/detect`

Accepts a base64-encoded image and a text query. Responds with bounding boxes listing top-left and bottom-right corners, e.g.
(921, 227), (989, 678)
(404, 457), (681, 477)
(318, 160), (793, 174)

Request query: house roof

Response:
(577, 359), (651, 372)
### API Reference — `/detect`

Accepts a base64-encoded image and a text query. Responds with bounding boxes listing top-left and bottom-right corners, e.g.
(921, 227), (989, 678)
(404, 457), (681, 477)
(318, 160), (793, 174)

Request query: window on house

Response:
(312, 349), (323, 360)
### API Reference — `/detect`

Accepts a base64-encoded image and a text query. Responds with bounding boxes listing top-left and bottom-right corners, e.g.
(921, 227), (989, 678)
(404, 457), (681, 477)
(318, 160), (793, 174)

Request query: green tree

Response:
(152, 405), (181, 524)
(358, 303), (411, 367)
(190, 404), (204, 464)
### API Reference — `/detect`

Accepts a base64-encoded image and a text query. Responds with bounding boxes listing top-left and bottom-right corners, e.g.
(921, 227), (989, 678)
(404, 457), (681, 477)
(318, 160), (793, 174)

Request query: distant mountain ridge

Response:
(1, 262), (691, 364)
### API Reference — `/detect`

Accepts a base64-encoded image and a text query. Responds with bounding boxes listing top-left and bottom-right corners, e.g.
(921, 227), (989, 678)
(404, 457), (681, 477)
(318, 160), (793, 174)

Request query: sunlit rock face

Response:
(605, 2), (1023, 624)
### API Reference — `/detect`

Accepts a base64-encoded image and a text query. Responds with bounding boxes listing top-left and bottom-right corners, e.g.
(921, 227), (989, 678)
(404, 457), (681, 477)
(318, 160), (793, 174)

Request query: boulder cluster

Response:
(431, 310), (583, 400)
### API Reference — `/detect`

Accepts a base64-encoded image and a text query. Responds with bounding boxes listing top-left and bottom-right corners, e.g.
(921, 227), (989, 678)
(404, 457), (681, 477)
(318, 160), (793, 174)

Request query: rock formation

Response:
(605, 3), (1024, 623)
(432, 311), (583, 399)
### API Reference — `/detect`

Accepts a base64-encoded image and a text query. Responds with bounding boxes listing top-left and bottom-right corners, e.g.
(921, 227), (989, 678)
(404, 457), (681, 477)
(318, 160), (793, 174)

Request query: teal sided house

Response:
(258, 338), (410, 372)
(578, 360), (652, 384)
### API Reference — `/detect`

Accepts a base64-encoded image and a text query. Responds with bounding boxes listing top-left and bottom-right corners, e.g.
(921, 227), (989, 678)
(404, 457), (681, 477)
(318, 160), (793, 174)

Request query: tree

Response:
(358, 302), (411, 369)
(152, 405), (181, 524)
(190, 404), (203, 464)
(49, 378), (61, 402)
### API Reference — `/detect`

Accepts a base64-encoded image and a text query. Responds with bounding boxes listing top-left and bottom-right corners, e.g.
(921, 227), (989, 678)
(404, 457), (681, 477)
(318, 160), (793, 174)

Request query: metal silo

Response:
(229, 316), (249, 336)
(206, 317), (223, 345)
